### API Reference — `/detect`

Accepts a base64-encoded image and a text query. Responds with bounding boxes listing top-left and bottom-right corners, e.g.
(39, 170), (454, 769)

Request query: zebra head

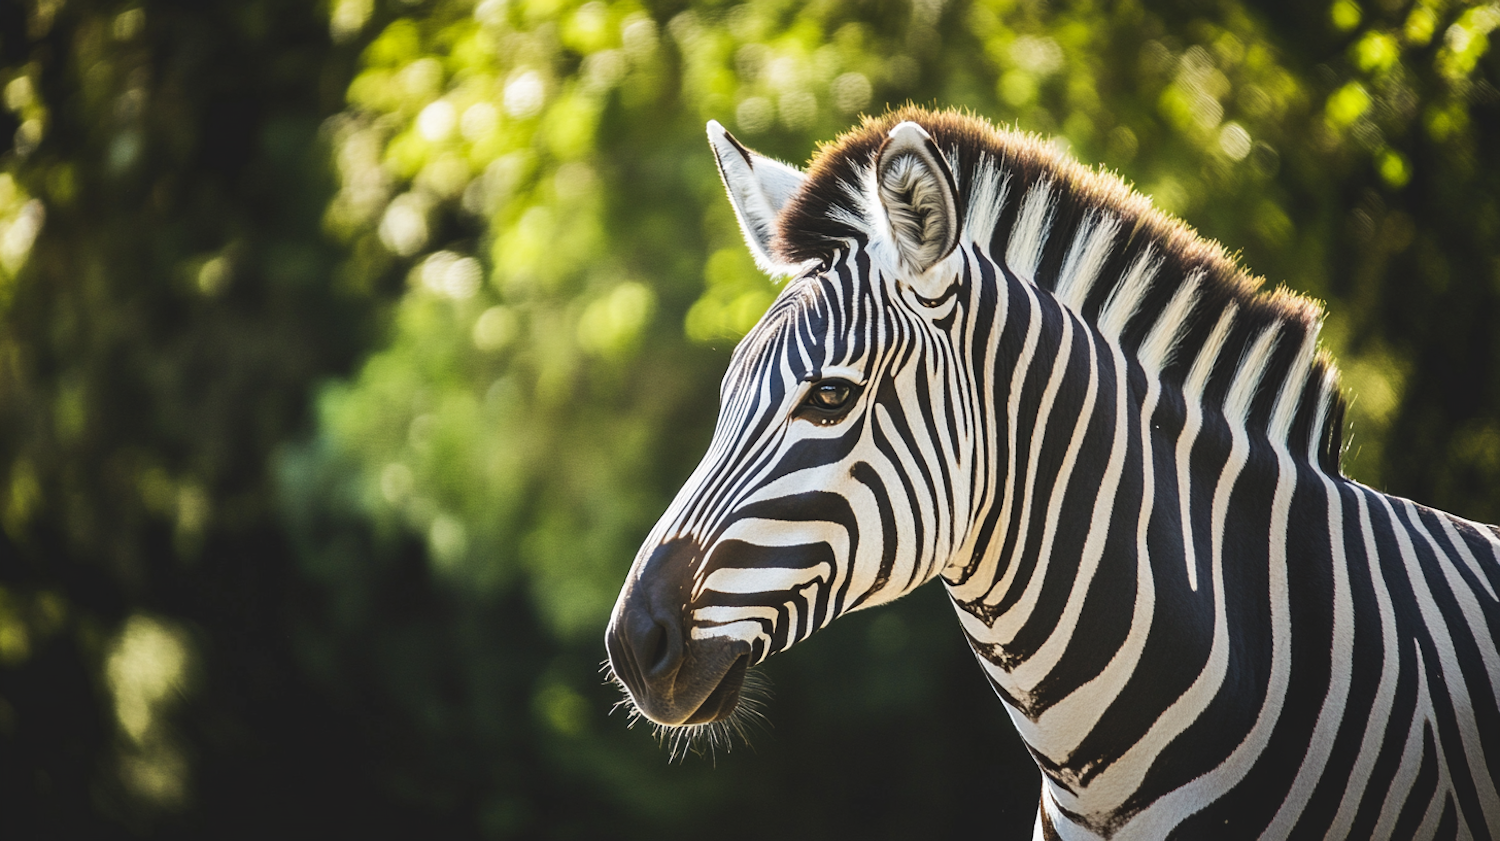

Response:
(606, 119), (978, 729)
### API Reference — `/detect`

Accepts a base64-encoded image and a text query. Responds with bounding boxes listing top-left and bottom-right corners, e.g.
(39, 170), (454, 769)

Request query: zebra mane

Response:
(773, 107), (1346, 474)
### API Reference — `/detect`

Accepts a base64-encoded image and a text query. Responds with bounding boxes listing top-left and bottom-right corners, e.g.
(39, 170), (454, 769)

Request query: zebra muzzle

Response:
(606, 540), (753, 726)
(607, 603), (752, 726)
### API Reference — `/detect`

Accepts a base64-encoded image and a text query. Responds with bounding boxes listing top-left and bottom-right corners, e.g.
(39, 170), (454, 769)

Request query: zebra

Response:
(604, 107), (1500, 839)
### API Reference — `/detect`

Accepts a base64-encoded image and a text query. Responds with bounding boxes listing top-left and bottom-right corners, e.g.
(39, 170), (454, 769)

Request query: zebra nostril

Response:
(626, 604), (683, 679)
(642, 618), (669, 670)
(609, 538), (698, 694)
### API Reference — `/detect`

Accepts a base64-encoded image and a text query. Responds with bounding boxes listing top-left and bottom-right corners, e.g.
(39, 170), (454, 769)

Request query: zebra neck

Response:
(944, 265), (1175, 679)
(938, 262), (1342, 823)
(941, 204), (1342, 622)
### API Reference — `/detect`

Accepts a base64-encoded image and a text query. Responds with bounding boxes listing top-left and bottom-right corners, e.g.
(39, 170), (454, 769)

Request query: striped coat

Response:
(606, 108), (1500, 839)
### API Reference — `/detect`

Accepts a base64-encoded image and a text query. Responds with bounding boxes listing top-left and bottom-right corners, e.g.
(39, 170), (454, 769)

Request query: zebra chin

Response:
(605, 620), (753, 727)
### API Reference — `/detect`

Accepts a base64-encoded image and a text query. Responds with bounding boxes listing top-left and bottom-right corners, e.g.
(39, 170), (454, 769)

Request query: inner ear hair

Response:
(876, 122), (960, 274)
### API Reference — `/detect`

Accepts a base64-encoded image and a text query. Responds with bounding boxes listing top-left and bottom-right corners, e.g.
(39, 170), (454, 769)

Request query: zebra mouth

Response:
(680, 653), (749, 725)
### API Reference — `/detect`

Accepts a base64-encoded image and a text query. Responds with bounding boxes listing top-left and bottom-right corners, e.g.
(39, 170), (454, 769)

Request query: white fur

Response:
(963, 153), (1009, 247)
(1096, 246), (1163, 346)
(1268, 324), (1319, 445)
(1007, 178), (1056, 283)
(1053, 210), (1121, 309)
(1223, 324), (1281, 425)
(1133, 267), (1200, 375)
(707, 120), (807, 277)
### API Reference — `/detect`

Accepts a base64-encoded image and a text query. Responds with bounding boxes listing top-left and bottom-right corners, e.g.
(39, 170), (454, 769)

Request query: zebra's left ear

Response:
(708, 120), (807, 277)
(876, 121), (961, 279)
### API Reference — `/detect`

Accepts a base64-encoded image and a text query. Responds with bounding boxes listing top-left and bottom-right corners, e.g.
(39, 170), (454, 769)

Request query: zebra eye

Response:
(811, 381), (852, 409)
(797, 379), (861, 424)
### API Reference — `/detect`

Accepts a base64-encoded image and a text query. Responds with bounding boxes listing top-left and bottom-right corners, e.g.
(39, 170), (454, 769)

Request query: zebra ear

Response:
(707, 120), (807, 277)
(876, 121), (960, 277)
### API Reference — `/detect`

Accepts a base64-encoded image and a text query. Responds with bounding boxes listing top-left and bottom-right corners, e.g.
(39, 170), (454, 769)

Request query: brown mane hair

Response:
(773, 106), (1344, 472)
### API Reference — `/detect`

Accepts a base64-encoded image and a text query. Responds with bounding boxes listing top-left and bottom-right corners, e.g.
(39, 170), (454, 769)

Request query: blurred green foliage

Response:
(0, 0), (1496, 837)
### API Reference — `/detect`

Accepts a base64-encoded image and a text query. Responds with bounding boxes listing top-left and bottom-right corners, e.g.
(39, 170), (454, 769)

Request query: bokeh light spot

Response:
(1218, 122), (1252, 160)
(504, 70), (545, 119)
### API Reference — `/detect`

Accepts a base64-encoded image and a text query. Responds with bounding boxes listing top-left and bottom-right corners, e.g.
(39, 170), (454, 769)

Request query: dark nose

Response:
(605, 539), (697, 700)
(607, 597), (685, 691)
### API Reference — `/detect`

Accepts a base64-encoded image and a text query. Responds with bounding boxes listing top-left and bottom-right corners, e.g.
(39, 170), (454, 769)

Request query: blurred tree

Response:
(0, 0), (1495, 838)
(0, 0), (403, 836)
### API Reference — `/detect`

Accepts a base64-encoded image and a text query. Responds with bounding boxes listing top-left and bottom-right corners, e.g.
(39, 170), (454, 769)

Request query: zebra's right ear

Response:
(708, 120), (806, 277)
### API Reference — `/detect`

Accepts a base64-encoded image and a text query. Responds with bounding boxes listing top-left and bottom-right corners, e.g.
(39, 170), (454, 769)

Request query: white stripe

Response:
(1137, 268), (1201, 374)
(1184, 304), (1237, 399)
(1096, 246), (1163, 343)
(1439, 515), (1500, 602)
(1222, 324), (1280, 425)
(1325, 489), (1403, 838)
(1006, 178), (1055, 282)
(1054, 211), (1120, 309)
(1115, 330), (1299, 836)
(691, 619), (770, 650)
(964, 156), (1008, 245)
(1399, 499), (1500, 828)
(799, 580), (826, 635)
(982, 307), (1081, 615)
(1177, 305), (1237, 591)
(700, 559), (830, 596)
(1263, 451), (1354, 838)
(948, 280), (1043, 603)
(1010, 334), (1158, 770)
(693, 605), (779, 624)
(1370, 644), (1436, 840)
(1307, 366), (1336, 462)
(1267, 326), (1318, 445)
